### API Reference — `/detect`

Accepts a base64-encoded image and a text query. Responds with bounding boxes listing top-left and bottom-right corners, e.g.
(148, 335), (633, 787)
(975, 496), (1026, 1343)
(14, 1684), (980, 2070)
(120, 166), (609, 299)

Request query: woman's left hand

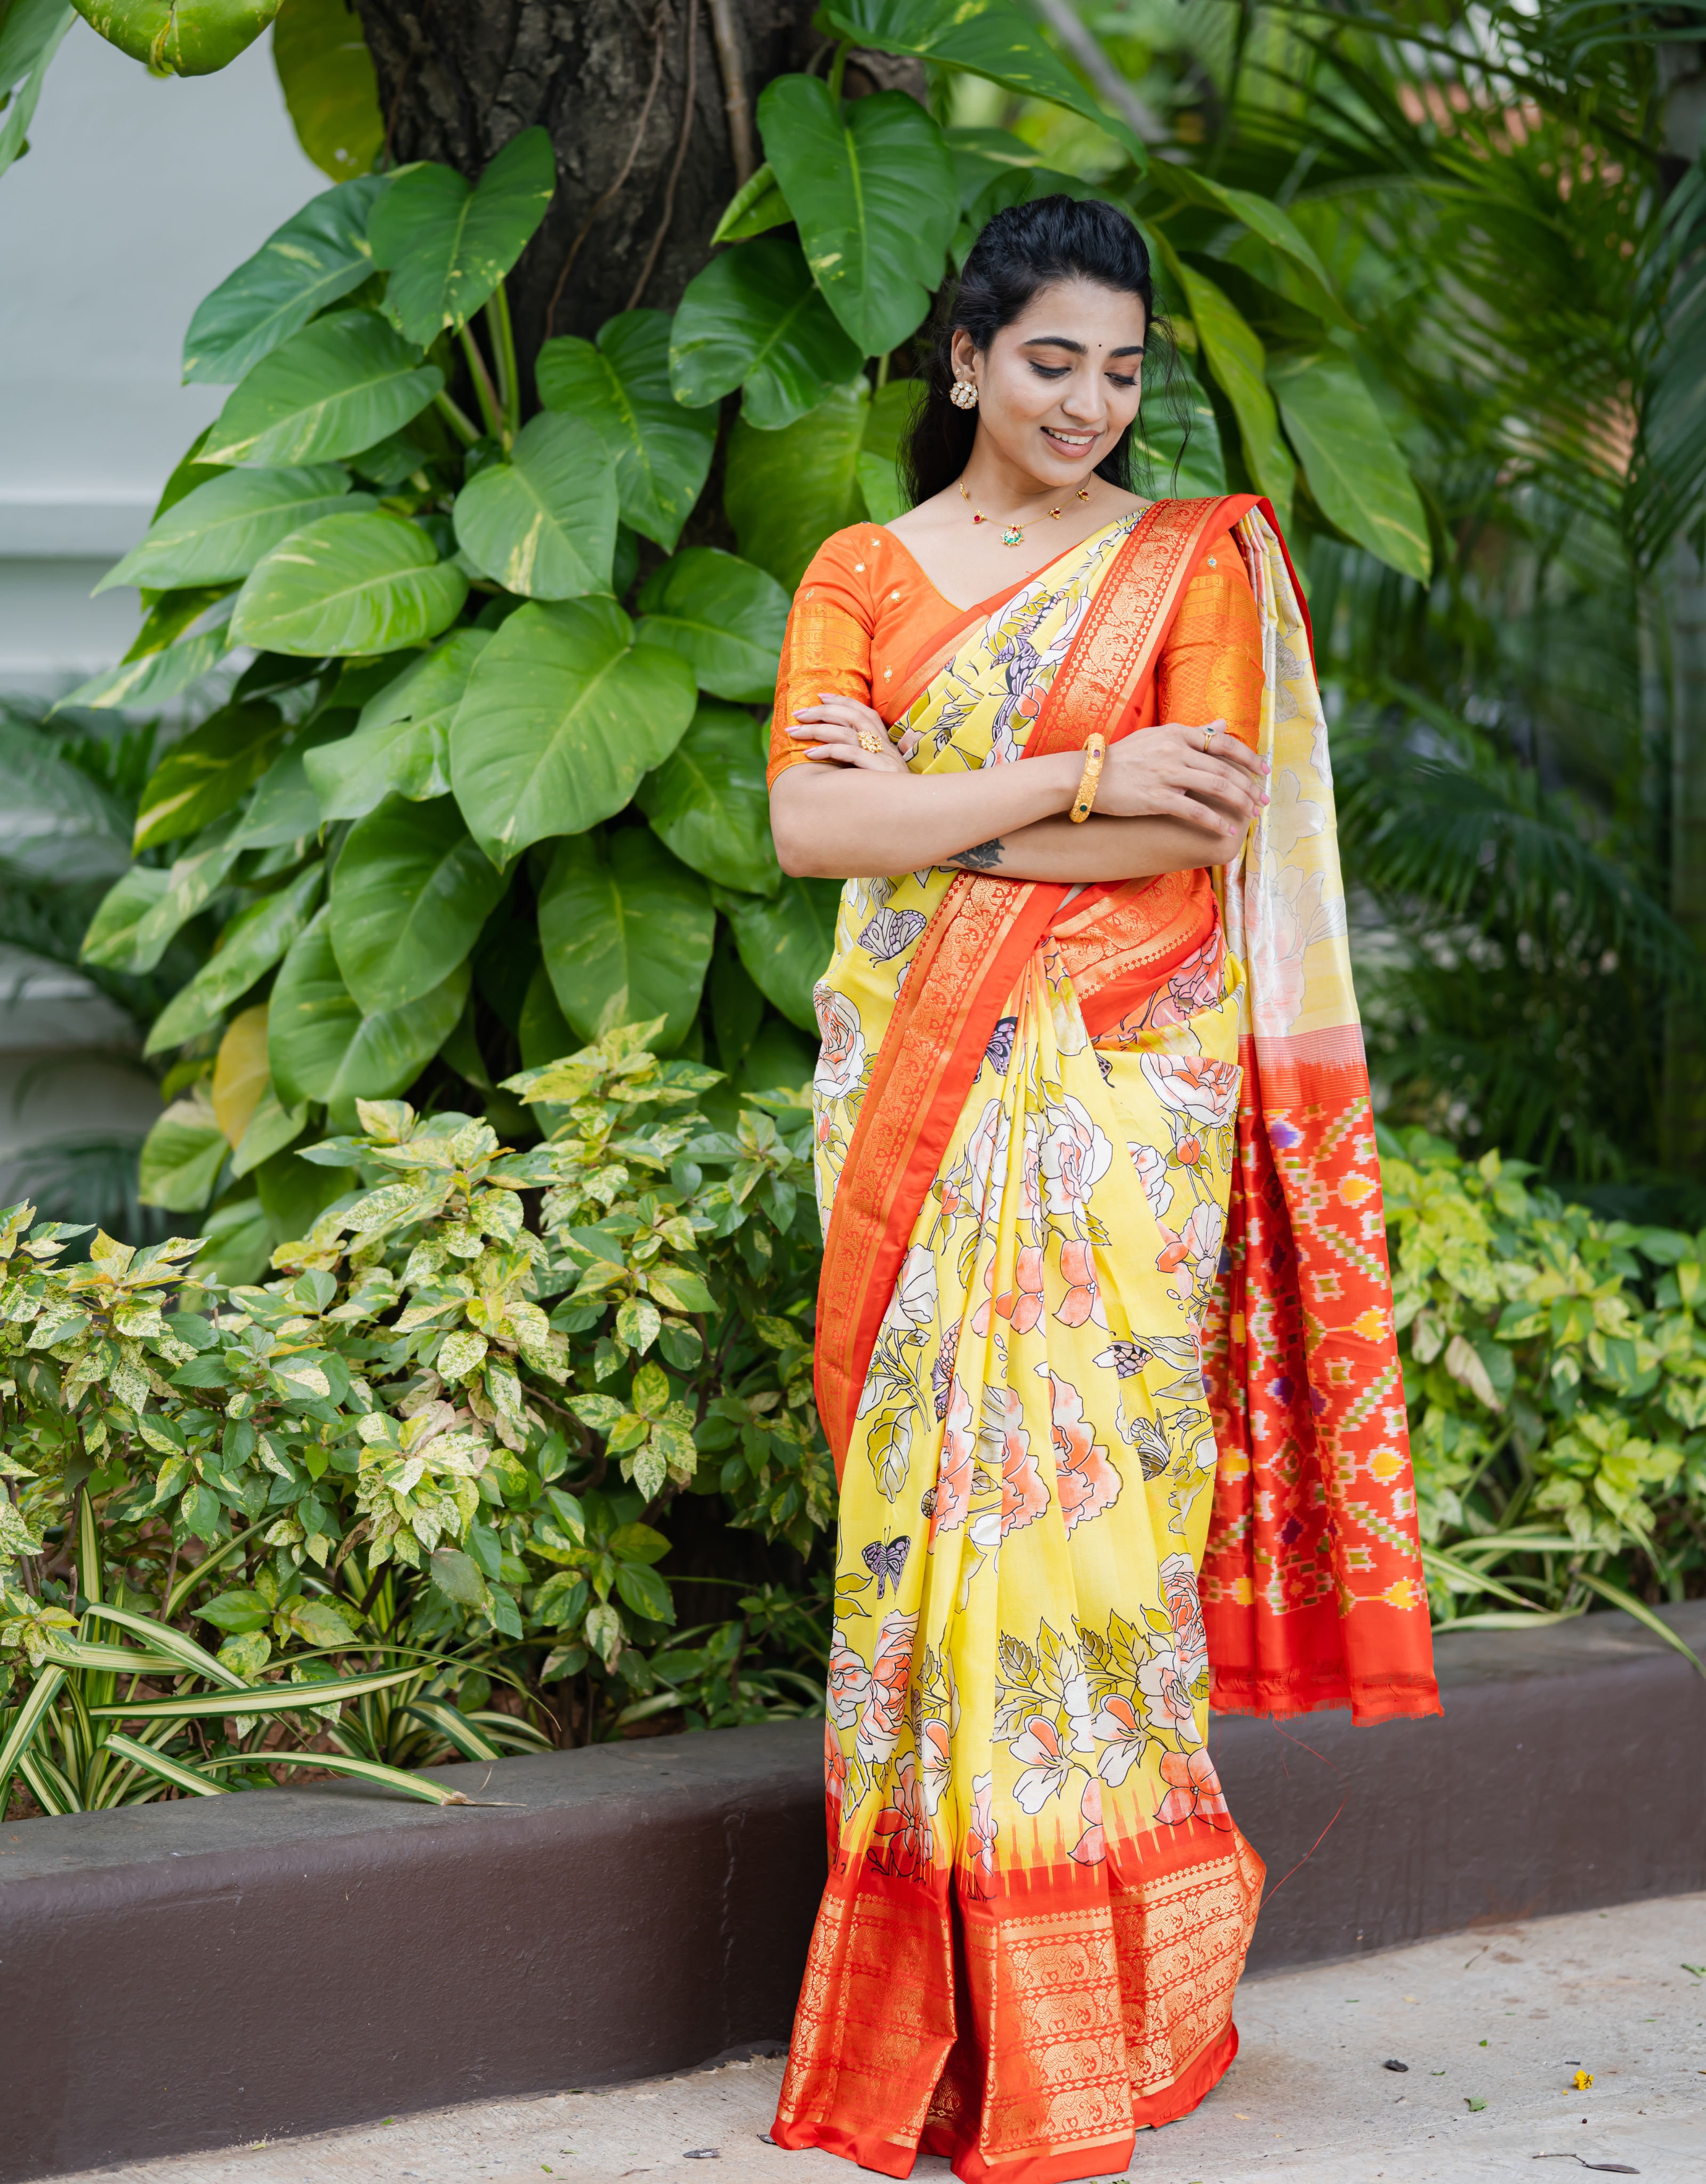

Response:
(789, 693), (909, 773)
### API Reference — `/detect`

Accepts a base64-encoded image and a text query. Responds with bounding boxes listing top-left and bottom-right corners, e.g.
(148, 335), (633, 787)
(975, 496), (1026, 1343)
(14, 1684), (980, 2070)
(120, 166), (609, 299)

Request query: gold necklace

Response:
(960, 478), (1092, 547)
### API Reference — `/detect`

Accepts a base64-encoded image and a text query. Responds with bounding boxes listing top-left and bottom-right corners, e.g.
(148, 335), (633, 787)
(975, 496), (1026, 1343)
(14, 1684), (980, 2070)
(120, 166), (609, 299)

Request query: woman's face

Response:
(952, 274), (1147, 491)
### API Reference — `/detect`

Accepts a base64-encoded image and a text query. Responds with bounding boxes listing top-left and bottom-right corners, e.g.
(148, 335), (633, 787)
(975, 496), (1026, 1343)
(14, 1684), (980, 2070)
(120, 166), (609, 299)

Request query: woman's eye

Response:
(1108, 372), (1138, 389)
(1028, 363), (1071, 379)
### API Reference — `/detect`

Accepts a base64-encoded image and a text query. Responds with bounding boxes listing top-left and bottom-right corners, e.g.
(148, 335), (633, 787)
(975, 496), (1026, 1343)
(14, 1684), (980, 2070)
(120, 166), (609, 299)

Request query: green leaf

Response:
(231, 1085), (308, 1177)
(70, 0), (277, 76)
(429, 1546), (488, 1606)
(224, 718), (349, 851)
(1144, 164), (1351, 330)
(368, 125), (556, 346)
(126, 820), (243, 965)
(637, 701), (781, 896)
(451, 411), (618, 599)
(59, 603), (234, 714)
(138, 1091), (228, 1212)
(725, 376), (868, 592)
(133, 701), (289, 851)
(824, 0), (1146, 168)
(1133, 378), (1226, 498)
(710, 161), (791, 244)
(144, 861), (326, 1056)
(329, 793), (504, 1012)
(518, 965), (575, 1067)
(0, 2), (76, 184)
(102, 1731), (231, 1797)
(201, 311), (442, 468)
(231, 511), (468, 656)
(633, 547), (788, 703)
(718, 876), (841, 1031)
(182, 175), (386, 384)
(614, 1560), (674, 1623)
(269, 907), (469, 1105)
(536, 309), (717, 552)
(199, 1587), (271, 1633)
(89, 1664), (418, 1721)
(81, 865), (171, 974)
(448, 596), (697, 869)
(305, 631), (487, 820)
(272, 0), (383, 182)
(757, 79), (956, 357)
(1163, 255), (1293, 519)
(195, 1747), (471, 1803)
(1268, 352), (1431, 584)
(540, 829), (715, 1052)
(857, 377), (921, 523)
(96, 465), (369, 595)
(669, 234), (865, 431)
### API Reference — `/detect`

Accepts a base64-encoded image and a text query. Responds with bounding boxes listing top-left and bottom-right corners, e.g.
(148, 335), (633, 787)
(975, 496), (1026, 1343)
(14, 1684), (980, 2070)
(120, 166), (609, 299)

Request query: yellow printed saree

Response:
(769, 499), (1438, 2183)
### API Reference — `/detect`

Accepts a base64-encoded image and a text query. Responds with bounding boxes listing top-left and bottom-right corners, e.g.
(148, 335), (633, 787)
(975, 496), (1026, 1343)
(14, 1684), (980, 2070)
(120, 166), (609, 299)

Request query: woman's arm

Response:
(769, 694), (1268, 881)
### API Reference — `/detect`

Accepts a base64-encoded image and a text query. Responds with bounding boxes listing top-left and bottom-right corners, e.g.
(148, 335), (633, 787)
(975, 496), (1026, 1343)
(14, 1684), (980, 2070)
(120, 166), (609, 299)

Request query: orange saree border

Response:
(813, 495), (1250, 1473)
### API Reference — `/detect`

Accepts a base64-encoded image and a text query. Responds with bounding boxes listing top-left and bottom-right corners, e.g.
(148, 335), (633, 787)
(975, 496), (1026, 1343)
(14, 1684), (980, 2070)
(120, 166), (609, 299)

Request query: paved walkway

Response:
(65, 1895), (1706, 2184)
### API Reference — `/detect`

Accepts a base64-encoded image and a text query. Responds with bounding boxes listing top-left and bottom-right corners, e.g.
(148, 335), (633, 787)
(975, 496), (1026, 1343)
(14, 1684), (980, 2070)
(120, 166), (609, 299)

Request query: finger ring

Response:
(858, 730), (883, 754)
(1202, 724), (1220, 751)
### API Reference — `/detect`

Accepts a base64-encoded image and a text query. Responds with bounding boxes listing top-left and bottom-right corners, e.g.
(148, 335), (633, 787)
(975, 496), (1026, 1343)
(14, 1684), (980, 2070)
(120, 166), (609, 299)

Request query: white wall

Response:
(0, 22), (322, 691)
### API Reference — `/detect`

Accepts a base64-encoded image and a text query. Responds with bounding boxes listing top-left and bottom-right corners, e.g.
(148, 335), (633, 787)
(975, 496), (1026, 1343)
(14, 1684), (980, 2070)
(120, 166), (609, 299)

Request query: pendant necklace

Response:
(960, 478), (1091, 547)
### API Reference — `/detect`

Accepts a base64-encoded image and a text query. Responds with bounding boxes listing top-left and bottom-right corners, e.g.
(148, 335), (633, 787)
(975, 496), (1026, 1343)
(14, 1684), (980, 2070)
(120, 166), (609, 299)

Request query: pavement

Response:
(59, 1894), (1706, 2184)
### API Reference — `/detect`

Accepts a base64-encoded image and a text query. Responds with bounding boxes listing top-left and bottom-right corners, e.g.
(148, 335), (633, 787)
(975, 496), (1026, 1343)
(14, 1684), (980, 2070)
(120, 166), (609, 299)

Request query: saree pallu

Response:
(773, 500), (1439, 2184)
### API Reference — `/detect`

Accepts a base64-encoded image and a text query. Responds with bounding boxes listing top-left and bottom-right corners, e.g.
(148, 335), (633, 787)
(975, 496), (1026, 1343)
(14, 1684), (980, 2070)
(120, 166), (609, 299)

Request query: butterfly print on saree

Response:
(862, 1535), (912, 1599)
(983, 1015), (1018, 1080)
(858, 907), (929, 963)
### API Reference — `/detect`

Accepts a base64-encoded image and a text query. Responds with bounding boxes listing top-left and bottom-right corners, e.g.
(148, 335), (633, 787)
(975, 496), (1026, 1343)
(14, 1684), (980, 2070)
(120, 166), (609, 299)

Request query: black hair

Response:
(900, 194), (1185, 507)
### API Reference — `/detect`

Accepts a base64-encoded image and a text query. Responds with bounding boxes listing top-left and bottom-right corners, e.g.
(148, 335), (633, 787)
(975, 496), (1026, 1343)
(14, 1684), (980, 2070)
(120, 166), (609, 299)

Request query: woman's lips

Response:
(1042, 427), (1098, 453)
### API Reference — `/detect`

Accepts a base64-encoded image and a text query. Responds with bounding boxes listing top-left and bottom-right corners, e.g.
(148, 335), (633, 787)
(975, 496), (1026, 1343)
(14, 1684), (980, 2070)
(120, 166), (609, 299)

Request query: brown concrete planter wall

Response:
(2, 1601), (1701, 2183)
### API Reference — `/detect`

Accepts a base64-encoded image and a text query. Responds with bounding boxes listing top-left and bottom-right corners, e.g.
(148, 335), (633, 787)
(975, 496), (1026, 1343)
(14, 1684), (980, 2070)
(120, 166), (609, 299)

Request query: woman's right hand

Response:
(1093, 721), (1269, 839)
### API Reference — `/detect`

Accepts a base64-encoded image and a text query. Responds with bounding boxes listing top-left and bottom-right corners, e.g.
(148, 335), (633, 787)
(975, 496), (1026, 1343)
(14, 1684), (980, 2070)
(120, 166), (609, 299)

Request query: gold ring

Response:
(1202, 724), (1220, 751)
(858, 730), (883, 754)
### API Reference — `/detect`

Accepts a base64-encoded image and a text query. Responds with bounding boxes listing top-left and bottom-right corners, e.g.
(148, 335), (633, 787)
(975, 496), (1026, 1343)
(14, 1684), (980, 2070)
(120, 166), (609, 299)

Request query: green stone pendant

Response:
(1002, 525), (1024, 546)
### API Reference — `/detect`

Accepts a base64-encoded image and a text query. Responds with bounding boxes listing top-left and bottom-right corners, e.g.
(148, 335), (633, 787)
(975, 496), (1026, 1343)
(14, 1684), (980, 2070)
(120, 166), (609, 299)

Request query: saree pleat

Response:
(772, 501), (1438, 2181)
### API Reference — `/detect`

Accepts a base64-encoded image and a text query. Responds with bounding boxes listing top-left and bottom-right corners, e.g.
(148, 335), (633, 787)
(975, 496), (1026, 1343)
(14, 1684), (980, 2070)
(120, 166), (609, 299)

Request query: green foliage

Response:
(1385, 1127), (1705, 1649)
(69, 0), (276, 78)
(0, 1021), (834, 1812)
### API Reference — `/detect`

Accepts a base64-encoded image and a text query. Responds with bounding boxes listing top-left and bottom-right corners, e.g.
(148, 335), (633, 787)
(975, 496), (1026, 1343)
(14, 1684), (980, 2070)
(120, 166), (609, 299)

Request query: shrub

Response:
(0, 1023), (832, 1816)
(1383, 1125), (1706, 1645)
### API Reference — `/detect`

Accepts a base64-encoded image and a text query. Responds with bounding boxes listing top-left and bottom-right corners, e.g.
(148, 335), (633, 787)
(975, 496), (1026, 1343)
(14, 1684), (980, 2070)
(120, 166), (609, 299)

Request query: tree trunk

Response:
(352, 0), (820, 367)
(1661, 534), (1706, 1176)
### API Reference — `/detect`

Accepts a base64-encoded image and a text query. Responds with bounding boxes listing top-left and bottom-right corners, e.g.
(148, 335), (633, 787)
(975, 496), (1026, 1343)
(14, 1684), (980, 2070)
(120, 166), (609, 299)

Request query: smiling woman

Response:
(766, 197), (1441, 2184)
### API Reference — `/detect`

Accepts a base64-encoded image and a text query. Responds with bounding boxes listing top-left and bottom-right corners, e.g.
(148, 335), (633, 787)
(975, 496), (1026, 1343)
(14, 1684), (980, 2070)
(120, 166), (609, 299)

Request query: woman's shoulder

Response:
(793, 523), (910, 607)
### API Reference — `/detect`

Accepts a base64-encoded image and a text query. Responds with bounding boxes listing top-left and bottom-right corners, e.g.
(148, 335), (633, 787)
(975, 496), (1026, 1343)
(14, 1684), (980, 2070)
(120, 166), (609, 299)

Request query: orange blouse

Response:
(766, 517), (1265, 789)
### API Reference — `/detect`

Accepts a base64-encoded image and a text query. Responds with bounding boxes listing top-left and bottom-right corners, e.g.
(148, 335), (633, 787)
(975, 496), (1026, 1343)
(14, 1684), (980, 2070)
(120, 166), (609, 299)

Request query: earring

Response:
(949, 379), (979, 411)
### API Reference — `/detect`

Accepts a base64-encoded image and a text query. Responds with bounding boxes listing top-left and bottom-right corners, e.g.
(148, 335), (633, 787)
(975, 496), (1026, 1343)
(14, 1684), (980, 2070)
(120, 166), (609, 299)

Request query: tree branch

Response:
(705, 0), (755, 184)
(627, 0), (701, 311)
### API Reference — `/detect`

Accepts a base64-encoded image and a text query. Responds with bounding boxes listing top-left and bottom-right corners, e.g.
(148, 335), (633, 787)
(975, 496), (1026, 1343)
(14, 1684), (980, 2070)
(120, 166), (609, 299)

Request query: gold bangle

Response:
(1069, 733), (1106, 823)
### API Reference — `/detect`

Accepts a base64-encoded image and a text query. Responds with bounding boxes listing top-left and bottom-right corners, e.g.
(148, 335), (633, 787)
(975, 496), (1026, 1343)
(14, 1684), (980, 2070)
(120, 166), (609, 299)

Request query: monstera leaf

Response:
(757, 80), (958, 356)
(368, 125), (556, 346)
(670, 235), (865, 431)
(536, 311), (717, 552)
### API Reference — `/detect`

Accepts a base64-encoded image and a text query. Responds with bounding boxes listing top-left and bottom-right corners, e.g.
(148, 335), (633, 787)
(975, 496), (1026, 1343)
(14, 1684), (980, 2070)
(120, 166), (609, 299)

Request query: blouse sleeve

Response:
(1153, 528), (1265, 752)
(767, 532), (877, 790)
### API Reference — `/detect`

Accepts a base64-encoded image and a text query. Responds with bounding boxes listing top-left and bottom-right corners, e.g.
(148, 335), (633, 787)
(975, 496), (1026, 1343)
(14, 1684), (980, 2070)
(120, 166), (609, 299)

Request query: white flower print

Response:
(919, 1717), (952, 1816)
(1010, 1714), (1074, 1814)
(1127, 1140), (1175, 1222)
(1092, 1693), (1146, 1785)
(1137, 1643), (1204, 1746)
(884, 1245), (937, 1332)
(1039, 1096), (1113, 1222)
(1137, 1051), (1241, 1129)
(812, 985), (866, 1101)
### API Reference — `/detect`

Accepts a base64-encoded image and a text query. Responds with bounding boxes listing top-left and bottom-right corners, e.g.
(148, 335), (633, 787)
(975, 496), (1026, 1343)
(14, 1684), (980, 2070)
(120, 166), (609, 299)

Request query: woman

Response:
(766, 198), (1438, 2184)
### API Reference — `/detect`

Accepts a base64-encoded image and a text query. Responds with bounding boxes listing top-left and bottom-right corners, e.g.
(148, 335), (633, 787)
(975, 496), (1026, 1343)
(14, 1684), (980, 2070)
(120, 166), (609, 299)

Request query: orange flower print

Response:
(1091, 1692), (1146, 1785)
(1037, 1364), (1122, 1534)
(1137, 1644), (1202, 1743)
(988, 1385), (1049, 1540)
(868, 1750), (932, 1878)
(1068, 1771), (1106, 1866)
(1055, 1238), (1108, 1329)
(812, 984), (867, 1102)
(995, 1244), (1047, 1332)
(1155, 1746), (1233, 1830)
(1137, 1050), (1240, 1130)
(1175, 1134), (1204, 1168)
(929, 1376), (974, 1542)
(967, 1770), (999, 1897)
(824, 1717), (848, 1834)
(1158, 1552), (1209, 1668)
(826, 1629), (871, 1728)
(856, 1609), (917, 1764)
(1010, 1713), (1074, 1814)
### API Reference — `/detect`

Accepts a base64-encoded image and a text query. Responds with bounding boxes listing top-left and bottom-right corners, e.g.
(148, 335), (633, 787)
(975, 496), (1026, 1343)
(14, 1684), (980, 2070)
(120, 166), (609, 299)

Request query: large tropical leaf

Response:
(540, 830), (716, 1051)
(633, 548), (788, 703)
(367, 125), (556, 346)
(223, 719), (349, 851)
(823, 0), (1145, 167)
(725, 378), (868, 591)
(138, 1089), (228, 1211)
(211, 1005), (271, 1146)
(448, 598), (697, 868)
(1164, 255), (1294, 518)
(143, 862), (326, 1055)
(637, 702), (782, 896)
(182, 176), (386, 384)
(451, 412), (618, 599)
(1142, 164), (1353, 330)
(69, 0), (276, 75)
(1269, 352), (1430, 583)
(717, 876), (842, 1031)
(305, 632), (487, 820)
(329, 794), (504, 1013)
(80, 866), (171, 974)
(231, 511), (467, 655)
(271, 0), (383, 182)
(95, 465), (368, 593)
(856, 377), (922, 524)
(269, 908), (468, 1106)
(756, 79), (958, 356)
(58, 599), (236, 713)
(201, 312), (442, 467)
(670, 235), (865, 431)
(536, 310), (717, 552)
(0, 1), (76, 182)
(133, 702), (289, 851)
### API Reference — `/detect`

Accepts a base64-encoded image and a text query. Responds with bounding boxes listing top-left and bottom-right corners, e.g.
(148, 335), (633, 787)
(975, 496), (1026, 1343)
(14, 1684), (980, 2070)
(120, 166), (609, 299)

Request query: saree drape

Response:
(771, 499), (1439, 2183)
